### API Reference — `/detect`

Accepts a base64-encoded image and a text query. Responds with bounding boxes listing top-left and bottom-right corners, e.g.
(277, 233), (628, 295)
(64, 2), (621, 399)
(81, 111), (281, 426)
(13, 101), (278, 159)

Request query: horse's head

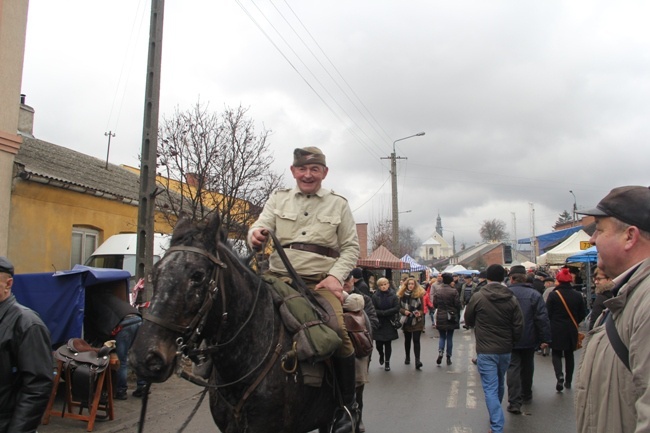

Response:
(129, 213), (229, 382)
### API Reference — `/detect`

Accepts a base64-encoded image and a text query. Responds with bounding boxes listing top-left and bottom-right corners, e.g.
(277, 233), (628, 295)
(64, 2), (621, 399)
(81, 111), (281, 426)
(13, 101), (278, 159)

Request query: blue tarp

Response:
(517, 226), (583, 252)
(566, 246), (597, 264)
(12, 265), (130, 347)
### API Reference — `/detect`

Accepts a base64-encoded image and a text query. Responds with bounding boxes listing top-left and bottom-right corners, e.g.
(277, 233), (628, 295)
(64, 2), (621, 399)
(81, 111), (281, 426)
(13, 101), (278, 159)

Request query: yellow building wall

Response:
(8, 180), (173, 274)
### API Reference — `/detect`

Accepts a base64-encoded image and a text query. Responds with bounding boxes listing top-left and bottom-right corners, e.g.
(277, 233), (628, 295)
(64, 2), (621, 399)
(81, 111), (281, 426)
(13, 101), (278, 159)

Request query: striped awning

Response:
(357, 245), (410, 270)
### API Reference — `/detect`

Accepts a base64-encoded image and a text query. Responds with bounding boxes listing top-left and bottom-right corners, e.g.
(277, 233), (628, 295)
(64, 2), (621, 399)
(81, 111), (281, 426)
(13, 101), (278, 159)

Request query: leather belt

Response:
(283, 243), (340, 259)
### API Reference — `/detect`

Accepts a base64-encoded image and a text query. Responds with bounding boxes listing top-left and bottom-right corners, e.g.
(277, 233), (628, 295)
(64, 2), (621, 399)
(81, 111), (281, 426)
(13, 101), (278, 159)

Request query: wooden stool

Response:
(42, 356), (119, 431)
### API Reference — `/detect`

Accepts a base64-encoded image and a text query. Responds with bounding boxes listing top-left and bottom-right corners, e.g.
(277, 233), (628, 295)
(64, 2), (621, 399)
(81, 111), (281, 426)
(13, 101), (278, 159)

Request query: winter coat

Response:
(371, 290), (400, 342)
(356, 289), (379, 334)
(399, 290), (425, 333)
(588, 281), (614, 331)
(464, 282), (523, 354)
(576, 258), (650, 433)
(546, 283), (586, 351)
(461, 282), (476, 307)
(0, 295), (54, 433)
(354, 279), (371, 298)
(434, 284), (461, 331)
(508, 283), (552, 349)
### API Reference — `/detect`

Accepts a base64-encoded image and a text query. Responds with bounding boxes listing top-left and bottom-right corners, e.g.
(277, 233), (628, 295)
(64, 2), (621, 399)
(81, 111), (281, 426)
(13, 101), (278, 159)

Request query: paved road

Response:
(40, 327), (579, 432)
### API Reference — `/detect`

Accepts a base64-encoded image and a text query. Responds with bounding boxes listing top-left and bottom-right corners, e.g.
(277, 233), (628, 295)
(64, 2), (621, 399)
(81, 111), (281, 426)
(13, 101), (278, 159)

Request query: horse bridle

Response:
(143, 245), (229, 357)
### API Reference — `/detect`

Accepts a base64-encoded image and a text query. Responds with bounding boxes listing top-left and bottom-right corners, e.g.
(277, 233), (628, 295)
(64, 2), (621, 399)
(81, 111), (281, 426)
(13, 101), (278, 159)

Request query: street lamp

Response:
(569, 190), (577, 225)
(387, 132), (425, 256)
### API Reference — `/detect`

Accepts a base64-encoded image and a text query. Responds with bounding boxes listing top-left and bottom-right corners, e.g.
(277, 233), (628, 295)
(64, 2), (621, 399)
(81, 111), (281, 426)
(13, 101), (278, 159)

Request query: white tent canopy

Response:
(442, 264), (467, 274)
(537, 230), (592, 265)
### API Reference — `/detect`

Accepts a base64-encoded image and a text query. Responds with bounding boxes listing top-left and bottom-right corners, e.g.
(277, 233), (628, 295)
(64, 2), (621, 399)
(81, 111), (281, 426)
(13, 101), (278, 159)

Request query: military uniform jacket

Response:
(249, 186), (360, 284)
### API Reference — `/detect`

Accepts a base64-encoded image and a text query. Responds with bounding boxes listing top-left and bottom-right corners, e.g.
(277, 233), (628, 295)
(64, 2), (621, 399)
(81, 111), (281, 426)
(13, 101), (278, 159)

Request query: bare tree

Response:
(157, 101), (283, 241)
(479, 219), (509, 243)
(370, 219), (421, 257)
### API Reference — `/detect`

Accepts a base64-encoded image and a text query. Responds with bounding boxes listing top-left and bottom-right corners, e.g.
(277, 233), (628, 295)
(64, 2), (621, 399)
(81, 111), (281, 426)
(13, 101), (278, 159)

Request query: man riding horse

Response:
(248, 146), (360, 433)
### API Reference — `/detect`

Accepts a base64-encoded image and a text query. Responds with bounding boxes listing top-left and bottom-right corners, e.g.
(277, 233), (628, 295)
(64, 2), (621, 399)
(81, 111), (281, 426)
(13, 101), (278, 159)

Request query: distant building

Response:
(419, 231), (453, 260)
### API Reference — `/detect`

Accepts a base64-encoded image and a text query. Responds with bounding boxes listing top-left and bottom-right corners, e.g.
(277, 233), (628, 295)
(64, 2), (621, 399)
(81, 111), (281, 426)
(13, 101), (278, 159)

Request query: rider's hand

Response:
(250, 228), (269, 250)
(315, 275), (344, 303)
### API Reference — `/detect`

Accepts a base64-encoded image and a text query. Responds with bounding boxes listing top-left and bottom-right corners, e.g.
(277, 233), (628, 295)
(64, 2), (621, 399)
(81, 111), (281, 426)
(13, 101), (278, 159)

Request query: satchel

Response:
(556, 291), (584, 350)
(576, 331), (585, 349)
(344, 311), (374, 358)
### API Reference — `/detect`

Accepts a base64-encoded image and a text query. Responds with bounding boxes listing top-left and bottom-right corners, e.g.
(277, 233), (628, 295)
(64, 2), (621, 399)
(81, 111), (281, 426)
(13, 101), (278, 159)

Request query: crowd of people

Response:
(1, 142), (648, 433)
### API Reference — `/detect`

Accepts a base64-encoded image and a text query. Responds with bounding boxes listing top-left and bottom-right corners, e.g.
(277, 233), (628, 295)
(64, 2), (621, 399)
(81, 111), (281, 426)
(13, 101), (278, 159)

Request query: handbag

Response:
(556, 291), (585, 349)
(447, 310), (457, 323)
(390, 314), (402, 329)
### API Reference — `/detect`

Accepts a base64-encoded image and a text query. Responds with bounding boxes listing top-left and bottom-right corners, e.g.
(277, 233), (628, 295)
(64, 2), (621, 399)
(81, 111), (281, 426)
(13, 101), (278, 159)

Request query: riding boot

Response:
(332, 355), (357, 433)
(355, 385), (365, 433)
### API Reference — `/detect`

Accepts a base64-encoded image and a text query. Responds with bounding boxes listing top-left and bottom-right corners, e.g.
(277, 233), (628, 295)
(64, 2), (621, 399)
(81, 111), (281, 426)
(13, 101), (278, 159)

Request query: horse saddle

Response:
(54, 338), (115, 404)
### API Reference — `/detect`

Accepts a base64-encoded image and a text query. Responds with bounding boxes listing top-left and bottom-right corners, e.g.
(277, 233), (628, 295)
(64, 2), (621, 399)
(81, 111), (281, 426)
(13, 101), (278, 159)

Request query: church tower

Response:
(436, 212), (443, 236)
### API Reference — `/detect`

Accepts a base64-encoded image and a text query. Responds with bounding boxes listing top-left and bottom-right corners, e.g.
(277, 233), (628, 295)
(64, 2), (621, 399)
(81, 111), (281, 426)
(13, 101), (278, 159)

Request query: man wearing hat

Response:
(575, 186), (650, 433)
(464, 264), (523, 433)
(351, 267), (371, 297)
(505, 265), (551, 414)
(0, 257), (54, 432)
(248, 147), (360, 433)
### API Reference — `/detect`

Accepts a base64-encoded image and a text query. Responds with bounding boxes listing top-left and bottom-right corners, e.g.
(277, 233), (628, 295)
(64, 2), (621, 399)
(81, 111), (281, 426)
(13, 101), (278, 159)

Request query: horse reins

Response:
(140, 243), (285, 432)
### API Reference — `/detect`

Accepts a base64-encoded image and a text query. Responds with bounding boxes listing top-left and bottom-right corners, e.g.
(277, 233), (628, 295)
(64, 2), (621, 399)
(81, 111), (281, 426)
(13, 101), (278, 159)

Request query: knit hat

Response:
(556, 267), (573, 283)
(350, 268), (363, 279)
(343, 293), (364, 312)
(486, 264), (506, 282)
(293, 147), (327, 167)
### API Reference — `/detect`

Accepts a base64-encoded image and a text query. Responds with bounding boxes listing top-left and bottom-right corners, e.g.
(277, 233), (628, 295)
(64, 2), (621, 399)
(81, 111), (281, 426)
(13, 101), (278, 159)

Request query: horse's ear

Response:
(206, 213), (222, 241)
(174, 214), (192, 233)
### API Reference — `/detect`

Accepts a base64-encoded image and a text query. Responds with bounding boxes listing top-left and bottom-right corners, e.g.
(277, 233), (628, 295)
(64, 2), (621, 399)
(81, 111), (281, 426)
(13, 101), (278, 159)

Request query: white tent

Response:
(537, 230), (592, 265)
(442, 264), (467, 273)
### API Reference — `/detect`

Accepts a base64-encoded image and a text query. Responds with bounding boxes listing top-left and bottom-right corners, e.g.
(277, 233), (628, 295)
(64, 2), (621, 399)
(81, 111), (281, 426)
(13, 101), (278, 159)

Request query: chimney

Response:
(18, 94), (35, 138)
(356, 223), (368, 258)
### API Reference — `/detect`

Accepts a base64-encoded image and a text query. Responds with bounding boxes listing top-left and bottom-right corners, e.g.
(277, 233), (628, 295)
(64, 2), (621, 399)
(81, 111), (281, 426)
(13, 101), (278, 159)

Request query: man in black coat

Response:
(505, 265), (552, 414)
(351, 268), (371, 298)
(0, 256), (53, 433)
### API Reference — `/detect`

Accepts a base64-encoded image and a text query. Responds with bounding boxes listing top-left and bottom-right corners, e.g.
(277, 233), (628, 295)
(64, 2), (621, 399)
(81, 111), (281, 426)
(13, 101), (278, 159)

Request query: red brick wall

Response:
(356, 223), (368, 258)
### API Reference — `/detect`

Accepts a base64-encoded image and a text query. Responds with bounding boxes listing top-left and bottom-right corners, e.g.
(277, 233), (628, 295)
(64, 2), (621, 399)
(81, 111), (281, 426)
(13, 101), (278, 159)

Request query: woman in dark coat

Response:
(397, 277), (426, 370)
(371, 277), (400, 371)
(433, 273), (462, 366)
(546, 267), (586, 391)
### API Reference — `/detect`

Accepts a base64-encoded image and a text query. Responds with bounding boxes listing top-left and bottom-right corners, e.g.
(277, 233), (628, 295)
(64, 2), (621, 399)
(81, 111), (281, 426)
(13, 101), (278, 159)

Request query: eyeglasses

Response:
(594, 277), (609, 282)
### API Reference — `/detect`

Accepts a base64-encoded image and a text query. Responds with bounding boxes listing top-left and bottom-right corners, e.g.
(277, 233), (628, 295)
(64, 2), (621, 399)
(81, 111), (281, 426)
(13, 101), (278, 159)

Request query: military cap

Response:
(293, 147), (327, 167)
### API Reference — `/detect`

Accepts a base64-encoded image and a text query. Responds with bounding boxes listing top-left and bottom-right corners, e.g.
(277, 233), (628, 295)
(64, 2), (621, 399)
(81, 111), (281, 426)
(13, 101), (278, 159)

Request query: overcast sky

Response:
(21, 0), (650, 249)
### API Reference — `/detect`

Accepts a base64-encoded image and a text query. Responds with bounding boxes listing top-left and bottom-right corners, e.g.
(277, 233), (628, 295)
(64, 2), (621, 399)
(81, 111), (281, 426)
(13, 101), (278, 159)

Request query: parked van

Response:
(84, 233), (171, 277)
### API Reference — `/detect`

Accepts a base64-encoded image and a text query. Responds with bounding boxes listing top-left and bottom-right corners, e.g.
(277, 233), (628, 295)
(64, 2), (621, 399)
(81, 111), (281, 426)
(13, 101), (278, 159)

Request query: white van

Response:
(84, 233), (171, 277)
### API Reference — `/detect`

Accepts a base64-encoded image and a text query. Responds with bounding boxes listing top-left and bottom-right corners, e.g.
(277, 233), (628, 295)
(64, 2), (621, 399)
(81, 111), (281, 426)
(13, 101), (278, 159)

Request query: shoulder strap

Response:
(605, 311), (631, 372)
(556, 291), (579, 330)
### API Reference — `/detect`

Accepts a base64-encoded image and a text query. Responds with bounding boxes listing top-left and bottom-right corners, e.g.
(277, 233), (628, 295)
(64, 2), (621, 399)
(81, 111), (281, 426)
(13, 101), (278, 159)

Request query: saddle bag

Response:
(343, 311), (373, 358)
(54, 338), (114, 405)
(263, 275), (342, 363)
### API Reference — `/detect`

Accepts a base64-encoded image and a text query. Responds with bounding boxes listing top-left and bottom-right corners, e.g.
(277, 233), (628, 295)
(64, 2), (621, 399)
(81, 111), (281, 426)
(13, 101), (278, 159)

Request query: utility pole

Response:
(136, 0), (165, 303)
(381, 132), (425, 256)
(104, 131), (115, 169)
(511, 212), (517, 251)
(529, 203), (537, 262)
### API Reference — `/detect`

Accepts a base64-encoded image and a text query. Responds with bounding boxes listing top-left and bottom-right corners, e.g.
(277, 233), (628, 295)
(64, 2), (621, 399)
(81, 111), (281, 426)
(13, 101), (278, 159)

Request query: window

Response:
(71, 227), (99, 268)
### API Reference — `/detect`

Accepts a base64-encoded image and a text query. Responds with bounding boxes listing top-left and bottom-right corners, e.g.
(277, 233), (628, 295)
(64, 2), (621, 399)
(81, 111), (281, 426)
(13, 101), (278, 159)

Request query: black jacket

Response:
(546, 283), (586, 351)
(0, 295), (53, 433)
(371, 290), (400, 342)
(508, 283), (552, 349)
(464, 282), (523, 354)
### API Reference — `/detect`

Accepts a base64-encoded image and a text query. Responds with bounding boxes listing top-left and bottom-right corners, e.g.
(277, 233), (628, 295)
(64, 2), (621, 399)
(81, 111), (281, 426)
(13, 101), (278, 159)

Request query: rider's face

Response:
(290, 164), (328, 195)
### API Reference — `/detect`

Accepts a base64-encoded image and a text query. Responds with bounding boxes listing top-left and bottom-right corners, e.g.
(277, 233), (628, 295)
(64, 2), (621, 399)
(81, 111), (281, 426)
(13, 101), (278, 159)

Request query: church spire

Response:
(436, 212), (443, 236)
